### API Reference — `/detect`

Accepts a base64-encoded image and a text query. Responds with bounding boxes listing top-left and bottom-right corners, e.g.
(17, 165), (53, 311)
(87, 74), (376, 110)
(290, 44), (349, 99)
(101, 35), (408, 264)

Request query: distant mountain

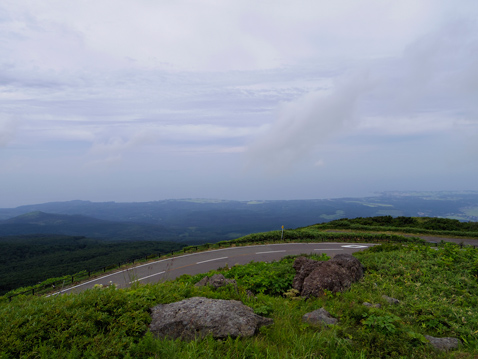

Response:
(0, 191), (477, 242)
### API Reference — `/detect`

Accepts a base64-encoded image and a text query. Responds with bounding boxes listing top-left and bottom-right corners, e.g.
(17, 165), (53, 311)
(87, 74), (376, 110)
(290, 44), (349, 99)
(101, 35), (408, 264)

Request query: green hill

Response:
(0, 240), (477, 358)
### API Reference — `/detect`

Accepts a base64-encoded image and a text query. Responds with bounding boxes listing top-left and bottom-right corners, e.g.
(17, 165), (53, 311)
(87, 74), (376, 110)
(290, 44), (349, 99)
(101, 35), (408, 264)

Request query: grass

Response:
(0, 241), (477, 358)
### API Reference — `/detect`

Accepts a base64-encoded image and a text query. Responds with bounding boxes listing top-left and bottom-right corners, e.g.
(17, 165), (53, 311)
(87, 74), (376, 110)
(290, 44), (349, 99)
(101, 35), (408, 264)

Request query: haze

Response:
(1, 1), (478, 208)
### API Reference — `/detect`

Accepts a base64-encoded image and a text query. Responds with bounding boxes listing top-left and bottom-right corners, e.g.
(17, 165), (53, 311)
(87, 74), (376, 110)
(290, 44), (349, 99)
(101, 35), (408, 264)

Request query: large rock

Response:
(149, 297), (273, 340)
(292, 257), (322, 293)
(330, 253), (364, 282)
(293, 254), (364, 297)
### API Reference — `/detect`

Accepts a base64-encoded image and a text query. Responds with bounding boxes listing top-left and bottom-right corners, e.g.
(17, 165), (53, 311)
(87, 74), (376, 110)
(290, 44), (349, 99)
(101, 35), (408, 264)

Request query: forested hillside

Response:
(0, 234), (184, 296)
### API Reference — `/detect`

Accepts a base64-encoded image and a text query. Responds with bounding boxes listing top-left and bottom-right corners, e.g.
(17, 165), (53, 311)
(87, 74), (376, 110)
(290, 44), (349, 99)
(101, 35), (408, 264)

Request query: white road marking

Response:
(196, 257), (228, 265)
(131, 271), (166, 284)
(49, 242), (376, 296)
(255, 250), (287, 254)
(341, 245), (368, 248)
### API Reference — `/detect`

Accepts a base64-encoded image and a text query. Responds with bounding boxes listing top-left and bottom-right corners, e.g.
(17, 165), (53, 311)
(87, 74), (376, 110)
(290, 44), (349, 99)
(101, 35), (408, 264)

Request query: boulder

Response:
(302, 308), (338, 326)
(293, 254), (364, 297)
(292, 257), (322, 292)
(301, 261), (352, 297)
(424, 335), (461, 352)
(149, 297), (273, 340)
(330, 253), (364, 281)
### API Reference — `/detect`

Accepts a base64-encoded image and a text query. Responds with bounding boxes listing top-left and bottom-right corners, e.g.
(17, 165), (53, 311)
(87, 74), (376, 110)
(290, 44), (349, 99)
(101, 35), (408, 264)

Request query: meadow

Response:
(1, 240), (477, 358)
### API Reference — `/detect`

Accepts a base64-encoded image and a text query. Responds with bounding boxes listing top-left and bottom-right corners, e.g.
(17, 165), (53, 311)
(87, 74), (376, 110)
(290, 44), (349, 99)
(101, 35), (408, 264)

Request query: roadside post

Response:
(281, 225), (284, 241)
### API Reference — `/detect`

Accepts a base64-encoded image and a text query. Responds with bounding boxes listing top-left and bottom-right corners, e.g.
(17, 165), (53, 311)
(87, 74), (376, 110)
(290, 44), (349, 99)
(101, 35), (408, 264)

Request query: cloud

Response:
(244, 71), (373, 173)
(245, 20), (478, 172)
(0, 0), (453, 72)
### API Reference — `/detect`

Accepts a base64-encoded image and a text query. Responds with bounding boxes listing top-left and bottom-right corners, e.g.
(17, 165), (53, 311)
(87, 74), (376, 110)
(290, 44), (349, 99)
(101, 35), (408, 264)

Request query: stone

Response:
(301, 261), (352, 297)
(149, 297), (273, 340)
(302, 308), (338, 326)
(330, 253), (364, 282)
(424, 335), (461, 352)
(292, 254), (364, 298)
(382, 295), (400, 305)
(194, 276), (209, 287)
(292, 257), (322, 293)
(194, 274), (237, 289)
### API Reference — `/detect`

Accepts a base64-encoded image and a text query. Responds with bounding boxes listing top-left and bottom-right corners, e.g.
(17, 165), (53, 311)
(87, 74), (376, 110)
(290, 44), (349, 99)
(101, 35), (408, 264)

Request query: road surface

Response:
(53, 242), (376, 295)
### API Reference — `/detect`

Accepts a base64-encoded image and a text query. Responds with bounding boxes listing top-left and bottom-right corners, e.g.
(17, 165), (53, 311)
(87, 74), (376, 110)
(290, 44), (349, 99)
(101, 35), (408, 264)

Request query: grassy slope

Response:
(0, 242), (477, 358)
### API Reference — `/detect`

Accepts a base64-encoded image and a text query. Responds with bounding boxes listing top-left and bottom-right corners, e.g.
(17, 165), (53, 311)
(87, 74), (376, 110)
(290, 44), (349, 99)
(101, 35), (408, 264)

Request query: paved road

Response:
(53, 242), (376, 295)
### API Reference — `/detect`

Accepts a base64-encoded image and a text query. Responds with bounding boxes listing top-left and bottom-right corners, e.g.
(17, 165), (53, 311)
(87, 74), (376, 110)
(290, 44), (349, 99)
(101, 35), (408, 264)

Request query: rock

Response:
(330, 253), (364, 282)
(292, 257), (322, 293)
(301, 261), (352, 297)
(149, 297), (273, 340)
(363, 302), (381, 308)
(194, 274), (237, 289)
(292, 254), (364, 297)
(302, 308), (338, 326)
(424, 335), (461, 352)
(209, 273), (226, 288)
(382, 295), (400, 305)
(194, 276), (209, 287)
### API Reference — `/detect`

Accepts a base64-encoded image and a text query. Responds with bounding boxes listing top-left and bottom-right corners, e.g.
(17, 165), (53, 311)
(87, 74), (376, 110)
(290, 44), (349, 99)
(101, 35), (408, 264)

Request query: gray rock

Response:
(194, 276), (209, 287)
(424, 335), (461, 351)
(363, 302), (381, 308)
(382, 295), (400, 305)
(331, 253), (364, 282)
(292, 257), (322, 293)
(302, 308), (338, 326)
(293, 254), (364, 298)
(194, 274), (237, 289)
(301, 261), (352, 297)
(149, 297), (273, 340)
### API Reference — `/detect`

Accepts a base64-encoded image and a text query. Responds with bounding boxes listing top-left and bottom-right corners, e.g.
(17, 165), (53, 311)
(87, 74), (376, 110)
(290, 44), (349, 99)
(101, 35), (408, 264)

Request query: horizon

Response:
(1, 1), (478, 208)
(2, 189), (478, 210)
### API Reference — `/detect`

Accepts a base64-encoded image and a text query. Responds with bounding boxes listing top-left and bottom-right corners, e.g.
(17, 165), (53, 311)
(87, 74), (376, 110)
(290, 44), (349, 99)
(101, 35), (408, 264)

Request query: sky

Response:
(1, 0), (478, 208)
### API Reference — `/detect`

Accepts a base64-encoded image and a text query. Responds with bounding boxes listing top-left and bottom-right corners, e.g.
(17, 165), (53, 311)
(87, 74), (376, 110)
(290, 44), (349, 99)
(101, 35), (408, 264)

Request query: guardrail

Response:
(5, 232), (477, 302)
(6, 246), (200, 302)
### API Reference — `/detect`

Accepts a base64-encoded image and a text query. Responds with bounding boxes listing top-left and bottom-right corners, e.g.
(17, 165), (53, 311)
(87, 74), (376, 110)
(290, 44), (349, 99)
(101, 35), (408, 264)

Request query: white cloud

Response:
(0, 0), (456, 72)
(244, 71), (372, 172)
(2, 1), (478, 206)
(245, 20), (478, 172)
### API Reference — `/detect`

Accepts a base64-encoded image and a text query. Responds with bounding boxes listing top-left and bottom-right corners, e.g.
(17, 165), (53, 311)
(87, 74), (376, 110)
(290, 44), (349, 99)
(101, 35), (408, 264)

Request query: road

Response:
(53, 242), (376, 295)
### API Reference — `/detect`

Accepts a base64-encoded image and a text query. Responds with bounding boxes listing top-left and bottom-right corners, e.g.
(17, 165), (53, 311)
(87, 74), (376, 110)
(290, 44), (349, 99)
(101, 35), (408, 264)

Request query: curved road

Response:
(53, 242), (376, 295)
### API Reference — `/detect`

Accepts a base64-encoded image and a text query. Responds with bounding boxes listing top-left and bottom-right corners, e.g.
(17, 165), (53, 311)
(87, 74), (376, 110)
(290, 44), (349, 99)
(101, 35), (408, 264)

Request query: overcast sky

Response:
(1, 1), (478, 207)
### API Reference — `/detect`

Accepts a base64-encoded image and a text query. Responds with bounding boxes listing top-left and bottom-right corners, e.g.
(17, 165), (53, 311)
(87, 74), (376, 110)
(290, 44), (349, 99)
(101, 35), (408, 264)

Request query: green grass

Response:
(0, 242), (477, 358)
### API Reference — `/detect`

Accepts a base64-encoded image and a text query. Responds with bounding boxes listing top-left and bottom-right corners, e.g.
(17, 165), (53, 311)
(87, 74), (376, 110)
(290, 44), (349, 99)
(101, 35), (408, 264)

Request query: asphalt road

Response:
(53, 242), (376, 295)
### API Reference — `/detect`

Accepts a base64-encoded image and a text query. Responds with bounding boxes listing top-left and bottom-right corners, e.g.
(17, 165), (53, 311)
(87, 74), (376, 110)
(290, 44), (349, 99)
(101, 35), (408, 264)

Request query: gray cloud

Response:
(2, 1), (478, 206)
(245, 21), (478, 172)
(244, 71), (372, 173)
